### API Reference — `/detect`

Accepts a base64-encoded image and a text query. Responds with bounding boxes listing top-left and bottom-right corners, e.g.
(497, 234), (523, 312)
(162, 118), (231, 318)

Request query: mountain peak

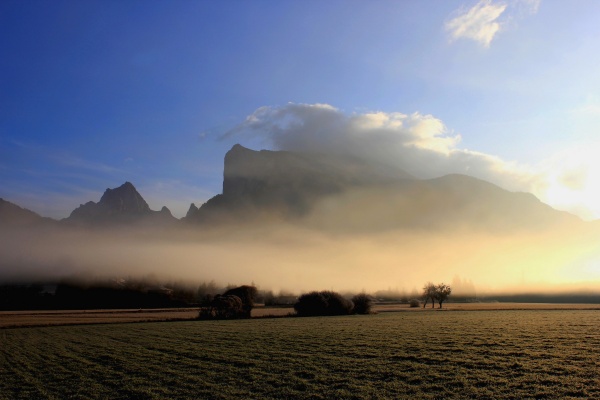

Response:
(184, 145), (413, 223)
(66, 182), (156, 224)
(229, 143), (249, 152)
(98, 182), (150, 213)
(185, 203), (199, 219)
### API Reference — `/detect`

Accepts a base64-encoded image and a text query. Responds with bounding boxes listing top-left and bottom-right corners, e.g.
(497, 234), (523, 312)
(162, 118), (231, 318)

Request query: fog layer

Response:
(2, 215), (598, 295)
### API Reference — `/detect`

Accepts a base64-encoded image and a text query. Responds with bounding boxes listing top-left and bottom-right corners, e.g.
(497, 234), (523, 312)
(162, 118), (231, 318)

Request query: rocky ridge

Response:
(0, 144), (582, 231)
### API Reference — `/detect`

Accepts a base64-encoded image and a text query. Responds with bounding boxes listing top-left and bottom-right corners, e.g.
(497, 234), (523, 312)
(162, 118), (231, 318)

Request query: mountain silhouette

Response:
(65, 182), (176, 225)
(184, 144), (579, 231)
(0, 198), (54, 227)
(301, 173), (578, 232)
(185, 144), (412, 223)
(0, 145), (582, 231)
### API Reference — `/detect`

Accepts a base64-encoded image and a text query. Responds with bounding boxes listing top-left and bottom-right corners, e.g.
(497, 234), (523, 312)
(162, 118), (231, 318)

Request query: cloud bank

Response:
(228, 102), (541, 196)
(227, 102), (600, 220)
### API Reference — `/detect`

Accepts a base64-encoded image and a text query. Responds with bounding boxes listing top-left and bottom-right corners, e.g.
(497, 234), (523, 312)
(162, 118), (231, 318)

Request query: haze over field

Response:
(1, 144), (599, 297)
(2, 223), (600, 295)
(2, 1), (600, 298)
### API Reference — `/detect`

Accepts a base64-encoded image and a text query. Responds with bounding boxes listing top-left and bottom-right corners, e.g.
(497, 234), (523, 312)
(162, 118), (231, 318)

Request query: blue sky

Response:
(3, 0), (600, 219)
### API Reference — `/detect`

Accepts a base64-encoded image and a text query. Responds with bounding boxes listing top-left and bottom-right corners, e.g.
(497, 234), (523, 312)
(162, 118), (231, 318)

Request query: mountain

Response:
(185, 144), (579, 231)
(185, 144), (412, 223)
(422, 174), (575, 229)
(65, 182), (176, 226)
(0, 198), (54, 227)
(1, 145), (581, 232)
(302, 174), (579, 232)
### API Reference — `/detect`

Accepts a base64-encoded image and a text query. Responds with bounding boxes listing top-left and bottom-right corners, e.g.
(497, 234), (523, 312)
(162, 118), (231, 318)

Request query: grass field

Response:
(2, 302), (600, 328)
(1, 310), (599, 399)
(0, 310), (600, 399)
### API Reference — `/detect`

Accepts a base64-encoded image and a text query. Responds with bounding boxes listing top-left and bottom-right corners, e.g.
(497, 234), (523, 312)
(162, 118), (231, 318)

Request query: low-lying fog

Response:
(2, 217), (599, 297)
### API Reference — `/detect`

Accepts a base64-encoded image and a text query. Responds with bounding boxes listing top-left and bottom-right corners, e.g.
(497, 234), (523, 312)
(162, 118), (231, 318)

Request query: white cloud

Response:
(227, 103), (539, 195)
(445, 0), (507, 48)
(227, 102), (600, 220)
(445, 0), (541, 48)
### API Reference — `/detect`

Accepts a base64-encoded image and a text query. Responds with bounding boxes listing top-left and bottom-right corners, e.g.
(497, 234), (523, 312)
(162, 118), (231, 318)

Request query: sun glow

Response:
(542, 144), (600, 220)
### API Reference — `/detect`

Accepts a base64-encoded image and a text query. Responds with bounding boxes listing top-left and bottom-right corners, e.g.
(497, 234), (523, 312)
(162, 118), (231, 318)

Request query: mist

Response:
(228, 103), (600, 220)
(2, 207), (599, 297)
(3, 103), (600, 298)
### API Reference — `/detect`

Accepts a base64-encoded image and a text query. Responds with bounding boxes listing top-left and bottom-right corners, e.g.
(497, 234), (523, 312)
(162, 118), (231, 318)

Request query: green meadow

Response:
(1, 311), (599, 399)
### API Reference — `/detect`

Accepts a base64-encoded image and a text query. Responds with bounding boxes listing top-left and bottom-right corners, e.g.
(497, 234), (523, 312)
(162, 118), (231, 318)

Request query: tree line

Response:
(1, 279), (453, 314)
(198, 283), (453, 320)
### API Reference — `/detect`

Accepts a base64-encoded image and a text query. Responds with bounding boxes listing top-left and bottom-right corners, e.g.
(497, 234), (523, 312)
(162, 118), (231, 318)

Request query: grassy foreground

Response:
(1, 311), (599, 399)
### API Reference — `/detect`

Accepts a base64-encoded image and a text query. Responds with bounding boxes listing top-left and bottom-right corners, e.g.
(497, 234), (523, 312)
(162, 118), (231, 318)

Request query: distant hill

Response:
(0, 198), (54, 227)
(421, 174), (577, 229)
(64, 182), (176, 226)
(301, 174), (579, 232)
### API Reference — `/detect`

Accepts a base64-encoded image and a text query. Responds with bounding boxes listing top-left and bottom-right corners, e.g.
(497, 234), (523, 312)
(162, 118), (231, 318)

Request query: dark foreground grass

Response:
(1, 310), (599, 399)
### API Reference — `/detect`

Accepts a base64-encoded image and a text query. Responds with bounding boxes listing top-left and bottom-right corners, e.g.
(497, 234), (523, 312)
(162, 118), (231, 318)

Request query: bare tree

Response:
(422, 282), (436, 309)
(435, 283), (452, 309)
(422, 282), (452, 309)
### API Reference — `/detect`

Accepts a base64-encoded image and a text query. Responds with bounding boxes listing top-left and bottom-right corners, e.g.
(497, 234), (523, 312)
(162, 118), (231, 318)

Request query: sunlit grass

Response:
(1, 311), (599, 398)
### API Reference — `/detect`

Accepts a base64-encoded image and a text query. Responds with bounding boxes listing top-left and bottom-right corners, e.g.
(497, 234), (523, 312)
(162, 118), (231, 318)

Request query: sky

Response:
(3, 0), (600, 220)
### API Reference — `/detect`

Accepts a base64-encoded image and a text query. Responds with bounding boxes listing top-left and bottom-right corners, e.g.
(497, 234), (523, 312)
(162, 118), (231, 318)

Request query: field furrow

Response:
(1, 310), (599, 399)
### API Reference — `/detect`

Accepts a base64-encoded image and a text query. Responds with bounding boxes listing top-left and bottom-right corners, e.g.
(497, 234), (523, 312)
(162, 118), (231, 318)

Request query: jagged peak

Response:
(159, 206), (173, 217)
(98, 182), (150, 213)
(101, 181), (137, 197)
(185, 203), (199, 219)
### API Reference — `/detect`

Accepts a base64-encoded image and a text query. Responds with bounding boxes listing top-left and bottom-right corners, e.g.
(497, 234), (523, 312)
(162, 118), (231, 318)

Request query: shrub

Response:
(197, 284), (257, 320)
(223, 285), (257, 318)
(409, 299), (420, 308)
(198, 294), (244, 320)
(294, 291), (354, 317)
(351, 293), (374, 314)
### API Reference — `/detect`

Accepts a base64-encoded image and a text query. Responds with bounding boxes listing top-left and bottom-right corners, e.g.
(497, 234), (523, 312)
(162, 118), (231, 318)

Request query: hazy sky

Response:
(3, 0), (600, 219)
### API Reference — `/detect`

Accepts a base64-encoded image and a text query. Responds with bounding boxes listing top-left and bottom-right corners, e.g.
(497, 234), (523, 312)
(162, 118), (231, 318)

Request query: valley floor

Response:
(2, 302), (600, 328)
(1, 310), (599, 399)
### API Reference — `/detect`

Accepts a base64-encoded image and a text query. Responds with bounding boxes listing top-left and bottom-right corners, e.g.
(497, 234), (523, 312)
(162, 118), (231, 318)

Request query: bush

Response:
(198, 285), (257, 320)
(223, 285), (257, 318)
(351, 293), (373, 314)
(409, 299), (420, 308)
(198, 294), (244, 320)
(294, 291), (354, 317)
